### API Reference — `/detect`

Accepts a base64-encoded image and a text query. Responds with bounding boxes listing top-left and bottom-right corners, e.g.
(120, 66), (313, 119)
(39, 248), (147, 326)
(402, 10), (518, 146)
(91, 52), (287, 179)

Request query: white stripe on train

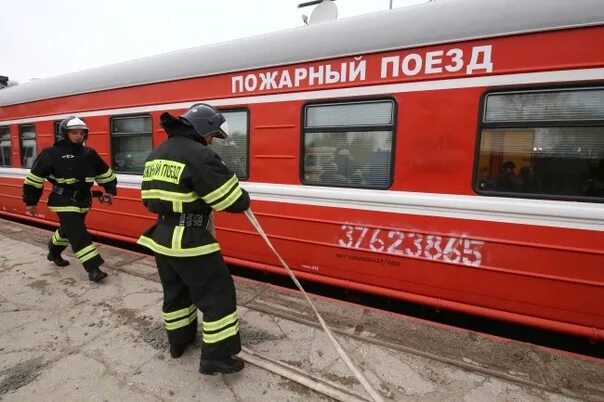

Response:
(1, 67), (604, 125)
(2, 168), (602, 232)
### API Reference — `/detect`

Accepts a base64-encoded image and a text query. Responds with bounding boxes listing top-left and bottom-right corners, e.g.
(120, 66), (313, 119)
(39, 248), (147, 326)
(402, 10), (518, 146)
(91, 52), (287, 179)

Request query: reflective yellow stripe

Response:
(48, 175), (78, 184)
(96, 169), (114, 179)
(173, 201), (183, 213)
(162, 305), (197, 321)
(52, 231), (69, 246)
(203, 311), (238, 332)
(96, 176), (116, 184)
(142, 160), (185, 184)
(202, 175), (237, 204)
(27, 172), (45, 183)
(96, 174), (116, 184)
(165, 312), (197, 330)
(96, 169), (116, 184)
(24, 178), (44, 188)
(85, 177), (96, 182)
(136, 235), (220, 257)
(48, 206), (89, 213)
(53, 230), (68, 241)
(75, 244), (99, 263)
(172, 226), (184, 249)
(212, 186), (242, 211)
(75, 244), (96, 258)
(203, 323), (240, 344)
(141, 189), (199, 202)
(79, 249), (100, 263)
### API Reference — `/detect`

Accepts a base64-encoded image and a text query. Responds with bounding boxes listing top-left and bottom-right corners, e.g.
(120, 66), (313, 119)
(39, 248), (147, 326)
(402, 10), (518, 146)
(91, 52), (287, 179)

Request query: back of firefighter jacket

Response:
(23, 141), (117, 213)
(137, 134), (250, 257)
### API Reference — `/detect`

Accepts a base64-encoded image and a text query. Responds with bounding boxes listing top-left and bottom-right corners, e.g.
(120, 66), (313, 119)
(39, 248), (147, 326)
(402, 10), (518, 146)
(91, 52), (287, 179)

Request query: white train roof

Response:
(1, 0), (603, 107)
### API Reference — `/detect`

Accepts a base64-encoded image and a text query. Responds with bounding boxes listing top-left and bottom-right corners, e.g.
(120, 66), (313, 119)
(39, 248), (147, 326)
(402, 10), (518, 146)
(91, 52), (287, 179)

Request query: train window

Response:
(208, 110), (248, 180)
(110, 115), (152, 174)
(19, 124), (36, 169)
(476, 87), (604, 200)
(0, 126), (11, 167)
(54, 120), (62, 143)
(302, 100), (394, 189)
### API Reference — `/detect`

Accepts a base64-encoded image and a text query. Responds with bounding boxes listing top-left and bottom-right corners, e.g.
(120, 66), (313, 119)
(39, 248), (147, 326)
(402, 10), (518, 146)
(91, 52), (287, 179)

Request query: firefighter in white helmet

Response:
(22, 116), (117, 282)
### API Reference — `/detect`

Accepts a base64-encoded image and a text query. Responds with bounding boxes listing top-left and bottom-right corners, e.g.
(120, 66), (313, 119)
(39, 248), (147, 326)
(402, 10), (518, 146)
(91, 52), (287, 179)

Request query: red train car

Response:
(1, 0), (603, 340)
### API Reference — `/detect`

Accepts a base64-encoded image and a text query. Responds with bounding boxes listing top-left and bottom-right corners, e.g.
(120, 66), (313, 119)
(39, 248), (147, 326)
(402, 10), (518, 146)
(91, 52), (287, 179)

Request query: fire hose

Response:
(244, 209), (383, 402)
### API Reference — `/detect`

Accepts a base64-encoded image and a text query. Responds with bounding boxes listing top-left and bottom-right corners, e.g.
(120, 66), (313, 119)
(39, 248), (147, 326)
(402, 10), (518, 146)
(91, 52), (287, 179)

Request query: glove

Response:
(91, 190), (113, 205)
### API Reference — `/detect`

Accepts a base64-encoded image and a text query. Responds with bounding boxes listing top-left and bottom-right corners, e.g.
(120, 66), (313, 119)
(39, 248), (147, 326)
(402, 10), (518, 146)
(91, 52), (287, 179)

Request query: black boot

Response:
(170, 343), (188, 358)
(88, 266), (108, 282)
(47, 253), (70, 267)
(199, 356), (244, 375)
(169, 336), (196, 358)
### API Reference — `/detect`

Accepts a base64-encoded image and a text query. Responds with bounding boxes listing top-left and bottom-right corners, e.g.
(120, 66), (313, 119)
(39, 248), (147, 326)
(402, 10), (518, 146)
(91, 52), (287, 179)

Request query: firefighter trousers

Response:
(155, 251), (241, 361)
(48, 212), (104, 272)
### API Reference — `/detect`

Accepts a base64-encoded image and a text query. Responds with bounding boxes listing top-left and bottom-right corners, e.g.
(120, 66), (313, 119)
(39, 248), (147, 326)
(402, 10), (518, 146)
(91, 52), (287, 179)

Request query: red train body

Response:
(1, 0), (603, 340)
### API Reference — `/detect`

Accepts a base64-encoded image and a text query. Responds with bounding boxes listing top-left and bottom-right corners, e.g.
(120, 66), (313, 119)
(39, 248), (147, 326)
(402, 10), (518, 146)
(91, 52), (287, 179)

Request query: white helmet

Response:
(58, 116), (89, 140)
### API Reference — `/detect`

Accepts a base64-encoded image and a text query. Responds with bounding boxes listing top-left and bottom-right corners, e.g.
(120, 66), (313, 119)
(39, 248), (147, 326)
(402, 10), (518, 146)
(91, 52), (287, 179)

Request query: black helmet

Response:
(58, 116), (89, 140)
(180, 103), (229, 139)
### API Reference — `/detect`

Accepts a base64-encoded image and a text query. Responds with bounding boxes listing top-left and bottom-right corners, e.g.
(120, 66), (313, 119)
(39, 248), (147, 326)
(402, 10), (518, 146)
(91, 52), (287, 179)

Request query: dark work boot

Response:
(170, 343), (188, 359)
(169, 336), (196, 358)
(199, 356), (244, 375)
(88, 266), (108, 282)
(47, 253), (70, 267)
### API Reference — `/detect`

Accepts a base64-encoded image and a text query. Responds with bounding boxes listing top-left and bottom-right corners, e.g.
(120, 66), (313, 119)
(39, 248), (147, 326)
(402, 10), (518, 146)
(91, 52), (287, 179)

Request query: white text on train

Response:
(381, 45), (493, 77)
(337, 225), (485, 267)
(232, 58), (367, 93)
(231, 45), (493, 93)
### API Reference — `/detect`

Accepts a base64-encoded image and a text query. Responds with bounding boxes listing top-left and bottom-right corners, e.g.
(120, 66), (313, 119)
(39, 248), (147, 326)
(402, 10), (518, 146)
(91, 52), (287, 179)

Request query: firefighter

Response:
(137, 103), (249, 375)
(22, 116), (117, 282)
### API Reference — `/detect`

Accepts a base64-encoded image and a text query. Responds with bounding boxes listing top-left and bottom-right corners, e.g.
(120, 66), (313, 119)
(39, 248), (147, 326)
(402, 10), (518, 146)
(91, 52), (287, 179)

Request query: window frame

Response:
(109, 113), (153, 175)
(0, 125), (12, 167)
(54, 120), (62, 143)
(472, 85), (604, 203)
(300, 97), (398, 189)
(18, 123), (36, 169)
(214, 107), (250, 181)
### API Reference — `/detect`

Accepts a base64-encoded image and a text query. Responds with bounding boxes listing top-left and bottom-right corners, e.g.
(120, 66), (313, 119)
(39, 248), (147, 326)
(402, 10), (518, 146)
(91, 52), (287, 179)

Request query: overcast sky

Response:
(1, 0), (428, 83)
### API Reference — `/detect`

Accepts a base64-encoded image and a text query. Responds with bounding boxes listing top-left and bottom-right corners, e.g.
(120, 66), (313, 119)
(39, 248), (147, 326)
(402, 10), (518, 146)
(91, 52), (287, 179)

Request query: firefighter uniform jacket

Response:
(23, 141), (117, 212)
(137, 130), (250, 257)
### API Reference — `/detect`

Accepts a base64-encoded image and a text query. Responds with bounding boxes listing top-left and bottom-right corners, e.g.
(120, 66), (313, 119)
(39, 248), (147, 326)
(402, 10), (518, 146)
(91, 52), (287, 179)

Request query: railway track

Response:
(241, 300), (599, 401)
